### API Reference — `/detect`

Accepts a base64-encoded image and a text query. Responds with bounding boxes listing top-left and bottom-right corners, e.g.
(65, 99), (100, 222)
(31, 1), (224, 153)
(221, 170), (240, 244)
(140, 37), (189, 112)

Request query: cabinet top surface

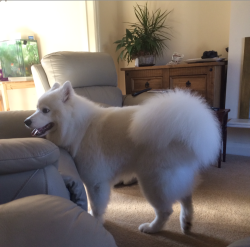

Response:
(120, 61), (227, 71)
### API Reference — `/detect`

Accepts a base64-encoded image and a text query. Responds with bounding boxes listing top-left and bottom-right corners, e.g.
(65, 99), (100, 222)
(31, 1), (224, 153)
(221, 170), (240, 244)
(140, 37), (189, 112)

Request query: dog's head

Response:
(24, 81), (74, 137)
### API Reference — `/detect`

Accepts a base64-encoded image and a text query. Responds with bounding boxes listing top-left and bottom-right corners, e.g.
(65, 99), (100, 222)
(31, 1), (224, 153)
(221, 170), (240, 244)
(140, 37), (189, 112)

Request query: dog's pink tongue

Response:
(31, 128), (42, 137)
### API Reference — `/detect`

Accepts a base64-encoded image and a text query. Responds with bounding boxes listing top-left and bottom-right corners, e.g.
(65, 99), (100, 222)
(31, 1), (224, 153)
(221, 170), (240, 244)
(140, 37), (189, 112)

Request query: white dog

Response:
(24, 81), (220, 234)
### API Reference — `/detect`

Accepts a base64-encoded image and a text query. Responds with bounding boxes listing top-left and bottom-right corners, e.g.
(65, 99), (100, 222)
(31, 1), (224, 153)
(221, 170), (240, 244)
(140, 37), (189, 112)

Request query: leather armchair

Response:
(31, 51), (155, 107)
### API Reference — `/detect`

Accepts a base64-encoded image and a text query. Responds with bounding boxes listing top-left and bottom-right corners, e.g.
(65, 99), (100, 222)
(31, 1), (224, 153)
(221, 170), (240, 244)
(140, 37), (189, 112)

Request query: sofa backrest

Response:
(74, 86), (122, 107)
(41, 51), (117, 88)
(33, 51), (122, 107)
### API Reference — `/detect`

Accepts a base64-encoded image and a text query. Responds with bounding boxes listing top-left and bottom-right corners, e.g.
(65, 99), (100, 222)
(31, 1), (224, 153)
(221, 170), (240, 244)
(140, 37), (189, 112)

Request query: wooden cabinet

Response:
(121, 62), (227, 108)
(132, 77), (163, 91)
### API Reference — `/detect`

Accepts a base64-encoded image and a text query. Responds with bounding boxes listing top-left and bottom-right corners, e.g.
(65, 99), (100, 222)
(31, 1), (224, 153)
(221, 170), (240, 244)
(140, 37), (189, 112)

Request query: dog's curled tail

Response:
(129, 89), (221, 167)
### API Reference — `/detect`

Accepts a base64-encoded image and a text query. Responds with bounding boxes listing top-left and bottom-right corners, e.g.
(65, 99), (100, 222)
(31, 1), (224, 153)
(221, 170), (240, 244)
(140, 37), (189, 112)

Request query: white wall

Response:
(226, 1), (250, 156)
(226, 1), (250, 119)
(0, 1), (88, 110)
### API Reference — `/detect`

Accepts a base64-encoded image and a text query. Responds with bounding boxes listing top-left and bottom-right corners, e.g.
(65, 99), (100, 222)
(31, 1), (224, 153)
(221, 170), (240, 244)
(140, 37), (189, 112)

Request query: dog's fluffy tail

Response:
(129, 89), (221, 167)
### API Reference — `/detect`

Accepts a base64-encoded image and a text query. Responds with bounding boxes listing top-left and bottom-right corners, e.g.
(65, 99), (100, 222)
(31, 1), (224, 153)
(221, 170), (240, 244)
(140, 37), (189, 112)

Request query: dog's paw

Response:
(88, 210), (104, 224)
(181, 220), (192, 234)
(139, 223), (158, 234)
(96, 216), (104, 225)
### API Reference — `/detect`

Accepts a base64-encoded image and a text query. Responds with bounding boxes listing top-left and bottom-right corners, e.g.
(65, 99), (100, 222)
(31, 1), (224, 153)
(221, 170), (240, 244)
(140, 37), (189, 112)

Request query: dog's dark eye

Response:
(42, 108), (50, 113)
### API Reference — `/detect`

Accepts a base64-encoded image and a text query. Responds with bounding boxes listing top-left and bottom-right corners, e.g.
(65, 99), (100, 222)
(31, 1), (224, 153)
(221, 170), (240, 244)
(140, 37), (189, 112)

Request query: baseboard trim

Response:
(227, 142), (250, 156)
(228, 118), (250, 128)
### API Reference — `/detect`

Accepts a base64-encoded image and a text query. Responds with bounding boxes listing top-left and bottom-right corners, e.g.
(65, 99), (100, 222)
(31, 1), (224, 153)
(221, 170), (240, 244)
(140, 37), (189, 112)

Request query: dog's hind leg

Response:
(139, 207), (173, 234)
(137, 166), (195, 234)
(86, 182), (111, 223)
(179, 195), (193, 233)
(137, 175), (174, 234)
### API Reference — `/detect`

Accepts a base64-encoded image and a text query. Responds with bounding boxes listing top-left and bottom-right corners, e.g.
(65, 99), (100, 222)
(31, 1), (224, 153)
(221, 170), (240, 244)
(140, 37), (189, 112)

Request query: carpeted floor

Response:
(103, 154), (250, 247)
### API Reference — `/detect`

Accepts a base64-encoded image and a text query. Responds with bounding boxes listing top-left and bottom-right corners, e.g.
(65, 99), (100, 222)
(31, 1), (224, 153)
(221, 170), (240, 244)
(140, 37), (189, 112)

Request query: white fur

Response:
(25, 82), (221, 234)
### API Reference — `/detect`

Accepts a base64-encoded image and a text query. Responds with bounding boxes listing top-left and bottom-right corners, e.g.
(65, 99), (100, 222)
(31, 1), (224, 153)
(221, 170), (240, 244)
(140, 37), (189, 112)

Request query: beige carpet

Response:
(103, 154), (250, 247)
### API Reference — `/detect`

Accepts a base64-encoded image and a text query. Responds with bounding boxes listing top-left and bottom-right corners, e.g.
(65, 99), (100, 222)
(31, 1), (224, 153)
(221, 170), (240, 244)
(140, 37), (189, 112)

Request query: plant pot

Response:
(135, 55), (155, 67)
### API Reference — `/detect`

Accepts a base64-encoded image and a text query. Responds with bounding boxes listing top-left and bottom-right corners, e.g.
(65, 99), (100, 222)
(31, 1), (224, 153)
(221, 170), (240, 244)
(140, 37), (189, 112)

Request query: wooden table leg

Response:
(222, 127), (227, 162)
(0, 96), (3, 111)
(218, 151), (221, 168)
(222, 115), (229, 162)
(215, 109), (230, 168)
(0, 83), (10, 111)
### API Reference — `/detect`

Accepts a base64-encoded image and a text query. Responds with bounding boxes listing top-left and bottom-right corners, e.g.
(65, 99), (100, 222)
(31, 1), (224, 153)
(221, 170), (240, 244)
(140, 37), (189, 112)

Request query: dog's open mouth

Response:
(31, 123), (54, 137)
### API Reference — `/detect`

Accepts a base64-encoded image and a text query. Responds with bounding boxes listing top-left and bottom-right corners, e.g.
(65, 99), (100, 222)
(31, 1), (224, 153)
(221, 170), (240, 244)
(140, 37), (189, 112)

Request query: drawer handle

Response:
(145, 82), (150, 88)
(186, 81), (191, 87)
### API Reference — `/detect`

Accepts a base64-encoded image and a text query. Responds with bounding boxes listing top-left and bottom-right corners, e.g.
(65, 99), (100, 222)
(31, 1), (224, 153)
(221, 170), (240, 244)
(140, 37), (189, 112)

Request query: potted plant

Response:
(114, 3), (172, 66)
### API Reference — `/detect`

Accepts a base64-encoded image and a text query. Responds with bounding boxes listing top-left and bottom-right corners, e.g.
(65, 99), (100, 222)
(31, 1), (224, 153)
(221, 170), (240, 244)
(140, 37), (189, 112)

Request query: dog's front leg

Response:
(86, 182), (111, 223)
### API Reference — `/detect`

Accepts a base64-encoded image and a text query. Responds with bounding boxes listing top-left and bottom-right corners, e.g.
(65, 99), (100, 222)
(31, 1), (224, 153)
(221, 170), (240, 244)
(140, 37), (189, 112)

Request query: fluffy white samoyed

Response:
(25, 81), (220, 234)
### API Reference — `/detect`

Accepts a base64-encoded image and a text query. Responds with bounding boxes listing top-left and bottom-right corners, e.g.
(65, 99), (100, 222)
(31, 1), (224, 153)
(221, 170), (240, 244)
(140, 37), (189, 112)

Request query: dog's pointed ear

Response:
(51, 82), (60, 91)
(61, 81), (73, 103)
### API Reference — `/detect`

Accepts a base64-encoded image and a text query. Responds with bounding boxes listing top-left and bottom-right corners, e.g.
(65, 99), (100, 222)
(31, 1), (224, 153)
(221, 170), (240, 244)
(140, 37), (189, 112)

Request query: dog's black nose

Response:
(24, 119), (32, 126)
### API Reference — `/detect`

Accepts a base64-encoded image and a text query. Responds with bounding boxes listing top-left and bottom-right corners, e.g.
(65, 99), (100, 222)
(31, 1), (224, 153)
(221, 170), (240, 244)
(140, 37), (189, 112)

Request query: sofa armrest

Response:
(31, 64), (50, 98)
(0, 138), (59, 175)
(0, 195), (117, 247)
(0, 138), (70, 205)
(122, 93), (156, 106)
(58, 148), (88, 211)
(0, 110), (35, 139)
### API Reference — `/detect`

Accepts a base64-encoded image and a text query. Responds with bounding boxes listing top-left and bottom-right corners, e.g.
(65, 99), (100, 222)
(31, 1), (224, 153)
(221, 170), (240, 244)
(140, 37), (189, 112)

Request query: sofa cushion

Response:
(122, 93), (156, 106)
(41, 51), (117, 88)
(0, 110), (35, 139)
(0, 165), (70, 205)
(58, 148), (88, 211)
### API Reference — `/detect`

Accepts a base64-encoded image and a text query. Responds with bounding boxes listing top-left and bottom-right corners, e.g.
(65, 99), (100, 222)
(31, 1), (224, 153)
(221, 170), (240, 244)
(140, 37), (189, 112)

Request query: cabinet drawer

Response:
(170, 75), (207, 98)
(131, 77), (163, 92)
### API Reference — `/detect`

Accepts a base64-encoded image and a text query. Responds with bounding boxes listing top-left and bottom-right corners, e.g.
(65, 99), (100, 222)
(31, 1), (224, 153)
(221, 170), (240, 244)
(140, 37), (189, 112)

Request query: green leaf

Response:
(126, 29), (133, 41)
(115, 43), (123, 52)
(114, 40), (122, 44)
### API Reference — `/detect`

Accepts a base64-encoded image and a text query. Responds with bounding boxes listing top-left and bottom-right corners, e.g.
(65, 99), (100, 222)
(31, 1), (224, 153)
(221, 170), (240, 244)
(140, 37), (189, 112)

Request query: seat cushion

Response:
(0, 165), (70, 205)
(122, 93), (156, 106)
